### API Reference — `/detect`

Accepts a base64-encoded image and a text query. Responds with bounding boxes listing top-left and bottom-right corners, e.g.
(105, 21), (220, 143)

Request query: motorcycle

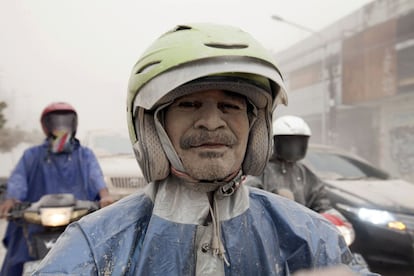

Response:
(320, 210), (369, 269)
(7, 193), (99, 275)
(320, 208), (355, 246)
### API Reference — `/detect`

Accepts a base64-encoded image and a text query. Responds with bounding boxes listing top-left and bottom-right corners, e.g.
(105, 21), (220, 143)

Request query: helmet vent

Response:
(136, 61), (161, 74)
(173, 25), (192, 32)
(204, 43), (248, 49)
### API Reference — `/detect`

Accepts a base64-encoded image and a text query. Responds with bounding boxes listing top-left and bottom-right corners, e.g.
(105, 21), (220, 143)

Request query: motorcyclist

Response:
(0, 102), (114, 276)
(34, 23), (375, 275)
(255, 115), (355, 245)
(260, 115), (331, 211)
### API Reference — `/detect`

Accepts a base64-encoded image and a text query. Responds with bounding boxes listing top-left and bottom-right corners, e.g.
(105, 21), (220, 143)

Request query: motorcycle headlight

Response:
(40, 207), (74, 227)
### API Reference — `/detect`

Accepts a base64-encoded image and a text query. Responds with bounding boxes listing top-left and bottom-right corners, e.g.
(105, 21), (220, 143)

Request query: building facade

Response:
(274, 0), (414, 182)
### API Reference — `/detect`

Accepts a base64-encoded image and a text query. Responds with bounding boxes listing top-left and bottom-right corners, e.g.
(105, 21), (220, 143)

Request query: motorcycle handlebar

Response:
(7, 198), (100, 221)
(7, 202), (31, 220)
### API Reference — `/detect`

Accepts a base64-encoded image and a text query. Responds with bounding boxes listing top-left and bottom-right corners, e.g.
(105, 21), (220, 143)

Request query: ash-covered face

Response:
(164, 90), (250, 181)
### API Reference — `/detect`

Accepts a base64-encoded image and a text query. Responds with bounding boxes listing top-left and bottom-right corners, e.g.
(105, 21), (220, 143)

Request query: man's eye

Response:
(177, 101), (200, 108)
(219, 103), (241, 110)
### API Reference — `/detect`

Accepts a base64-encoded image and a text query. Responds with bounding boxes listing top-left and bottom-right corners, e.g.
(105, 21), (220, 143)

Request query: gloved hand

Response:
(0, 198), (18, 219)
(99, 195), (114, 208)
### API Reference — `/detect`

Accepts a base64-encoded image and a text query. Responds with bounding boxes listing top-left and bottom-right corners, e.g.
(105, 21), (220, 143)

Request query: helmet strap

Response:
(154, 102), (186, 172)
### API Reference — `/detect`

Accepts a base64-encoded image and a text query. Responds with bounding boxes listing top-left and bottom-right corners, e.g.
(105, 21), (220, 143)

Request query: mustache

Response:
(180, 130), (238, 149)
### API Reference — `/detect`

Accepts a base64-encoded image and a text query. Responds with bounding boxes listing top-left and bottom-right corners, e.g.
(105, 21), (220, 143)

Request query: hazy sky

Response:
(0, 0), (373, 138)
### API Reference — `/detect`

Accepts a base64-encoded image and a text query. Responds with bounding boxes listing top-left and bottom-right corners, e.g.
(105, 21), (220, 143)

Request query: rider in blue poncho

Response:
(0, 102), (113, 276)
(34, 24), (377, 275)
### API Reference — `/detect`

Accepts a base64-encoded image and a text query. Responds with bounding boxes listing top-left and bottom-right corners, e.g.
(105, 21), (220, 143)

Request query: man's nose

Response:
(193, 104), (226, 130)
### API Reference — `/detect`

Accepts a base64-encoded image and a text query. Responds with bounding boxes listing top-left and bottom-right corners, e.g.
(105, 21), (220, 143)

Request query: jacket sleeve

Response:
(301, 163), (332, 213)
(83, 147), (107, 195)
(33, 223), (97, 275)
(6, 150), (33, 201)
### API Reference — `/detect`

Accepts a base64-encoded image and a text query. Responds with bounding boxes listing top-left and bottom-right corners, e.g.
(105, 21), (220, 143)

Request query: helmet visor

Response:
(274, 135), (309, 162)
(43, 113), (76, 135)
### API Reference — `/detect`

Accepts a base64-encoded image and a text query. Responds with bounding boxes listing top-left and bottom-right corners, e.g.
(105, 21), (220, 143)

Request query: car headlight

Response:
(358, 208), (407, 231)
(40, 207), (74, 227)
(337, 204), (407, 231)
(358, 208), (393, 224)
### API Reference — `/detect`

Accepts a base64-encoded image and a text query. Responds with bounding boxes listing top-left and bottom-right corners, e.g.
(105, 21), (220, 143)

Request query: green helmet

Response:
(127, 23), (288, 182)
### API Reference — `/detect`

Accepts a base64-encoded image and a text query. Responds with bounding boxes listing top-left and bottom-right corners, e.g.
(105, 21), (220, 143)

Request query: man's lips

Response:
(191, 142), (228, 148)
(180, 132), (237, 150)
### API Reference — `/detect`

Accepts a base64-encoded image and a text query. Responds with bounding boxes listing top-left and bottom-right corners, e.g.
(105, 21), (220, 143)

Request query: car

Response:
(302, 144), (414, 266)
(83, 129), (147, 201)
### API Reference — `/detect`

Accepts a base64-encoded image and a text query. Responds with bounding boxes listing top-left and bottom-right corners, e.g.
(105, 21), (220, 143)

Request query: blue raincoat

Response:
(34, 175), (375, 275)
(0, 139), (106, 276)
